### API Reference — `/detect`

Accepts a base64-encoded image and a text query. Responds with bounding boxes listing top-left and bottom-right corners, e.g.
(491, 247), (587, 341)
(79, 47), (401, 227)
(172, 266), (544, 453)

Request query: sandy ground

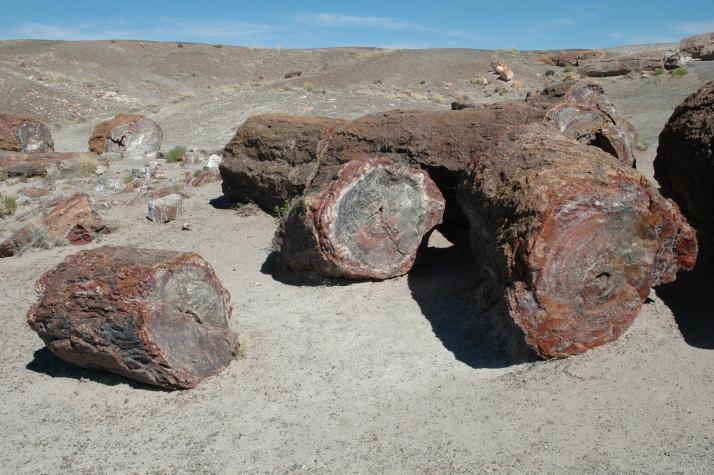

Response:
(0, 41), (713, 474)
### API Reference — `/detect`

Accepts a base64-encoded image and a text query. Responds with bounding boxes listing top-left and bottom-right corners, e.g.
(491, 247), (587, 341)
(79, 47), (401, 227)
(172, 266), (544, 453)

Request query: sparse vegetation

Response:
(165, 145), (187, 163)
(0, 193), (18, 217)
(636, 142), (648, 151)
(654, 68), (664, 76)
(431, 94), (447, 104)
(672, 67), (688, 78)
(545, 69), (556, 77)
(303, 81), (316, 92)
(68, 156), (98, 178)
(274, 199), (291, 222)
(563, 65), (574, 73)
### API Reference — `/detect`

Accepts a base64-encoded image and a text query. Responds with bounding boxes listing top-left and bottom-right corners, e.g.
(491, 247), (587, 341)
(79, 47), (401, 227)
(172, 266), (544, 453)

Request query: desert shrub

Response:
(431, 94), (447, 104)
(672, 67), (688, 78)
(563, 65), (574, 73)
(654, 68), (664, 76)
(165, 146), (187, 163)
(274, 200), (291, 222)
(303, 81), (316, 92)
(68, 156), (97, 178)
(0, 193), (17, 217)
(636, 142), (648, 151)
(545, 69), (556, 77)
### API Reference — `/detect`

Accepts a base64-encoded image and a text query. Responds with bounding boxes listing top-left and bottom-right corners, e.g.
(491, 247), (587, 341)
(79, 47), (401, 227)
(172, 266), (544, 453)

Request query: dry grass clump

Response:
(68, 156), (98, 178)
(0, 193), (18, 217)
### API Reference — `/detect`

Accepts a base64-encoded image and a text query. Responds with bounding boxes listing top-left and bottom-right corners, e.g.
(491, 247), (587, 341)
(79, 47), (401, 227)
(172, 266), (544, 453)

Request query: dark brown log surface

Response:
(458, 124), (696, 358)
(655, 80), (714, 256)
(0, 112), (54, 153)
(274, 157), (444, 279)
(0, 151), (97, 177)
(27, 246), (238, 389)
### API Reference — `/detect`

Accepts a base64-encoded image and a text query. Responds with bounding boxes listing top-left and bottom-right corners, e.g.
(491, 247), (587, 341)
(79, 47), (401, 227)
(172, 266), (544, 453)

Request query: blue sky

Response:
(2, 1), (713, 50)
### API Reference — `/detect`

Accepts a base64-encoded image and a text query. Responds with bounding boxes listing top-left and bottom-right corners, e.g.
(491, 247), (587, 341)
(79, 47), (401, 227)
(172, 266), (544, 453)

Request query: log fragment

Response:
(0, 112), (54, 153)
(27, 246), (238, 389)
(655, 80), (714, 257)
(274, 157), (444, 279)
(680, 32), (714, 60)
(0, 151), (97, 177)
(458, 124), (696, 358)
(578, 54), (664, 77)
(88, 113), (163, 158)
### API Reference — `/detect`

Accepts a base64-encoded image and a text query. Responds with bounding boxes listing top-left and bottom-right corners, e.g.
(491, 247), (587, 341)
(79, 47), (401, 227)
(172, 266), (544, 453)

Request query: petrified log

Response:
(220, 113), (346, 210)
(680, 32), (714, 60)
(0, 151), (97, 177)
(579, 54), (664, 77)
(655, 81), (714, 257)
(458, 124), (696, 358)
(26, 246), (238, 389)
(0, 112), (54, 153)
(274, 157), (445, 279)
(88, 113), (163, 158)
(539, 49), (606, 66)
(0, 193), (108, 257)
(491, 61), (514, 81)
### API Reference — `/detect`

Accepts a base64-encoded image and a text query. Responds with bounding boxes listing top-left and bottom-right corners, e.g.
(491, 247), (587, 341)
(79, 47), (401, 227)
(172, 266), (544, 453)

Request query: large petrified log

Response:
(680, 32), (714, 60)
(27, 246), (239, 389)
(0, 193), (108, 257)
(274, 157), (445, 279)
(578, 54), (664, 77)
(655, 81), (714, 257)
(0, 151), (97, 177)
(0, 112), (54, 153)
(88, 113), (163, 158)
(458, 124), (697, 358)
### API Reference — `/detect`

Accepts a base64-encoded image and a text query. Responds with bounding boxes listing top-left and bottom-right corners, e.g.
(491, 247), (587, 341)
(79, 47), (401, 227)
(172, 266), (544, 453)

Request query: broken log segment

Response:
(0, 112), (54, 153)
(274, 156), (444, 280)
(27, 246), (238, 389)
(0, 151), (97, 177)
(88, 113), (163, 158)
(458, 124), (696, 358)
(655, 80), (714, 258)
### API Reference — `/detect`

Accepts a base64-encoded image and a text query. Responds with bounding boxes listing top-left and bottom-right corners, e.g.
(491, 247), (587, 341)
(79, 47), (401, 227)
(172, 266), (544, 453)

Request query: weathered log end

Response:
(27, 246), (238, 389)
(460, 125), (696, 358)
(274, 157), (445, 280)
(89, 113), (163, 158)
(0, 112), (54, 153)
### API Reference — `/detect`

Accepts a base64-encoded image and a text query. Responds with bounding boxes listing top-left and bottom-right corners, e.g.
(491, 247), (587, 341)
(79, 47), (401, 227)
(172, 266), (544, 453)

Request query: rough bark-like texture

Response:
(0, 193), (108, 257)
(220, 113), (346, 211)
(88, 113), (163, 158)
(680, 32), (714, 60)
(0, 151), (97, 177)
(491, 62), (514, 81)
(27, 246), (238, 389)
(579, 54), (664, 77)
(0, 112), (54, 153)
(147, 194), (183, 223)
(539, 49), (605, 66)
(655, 81), (714, 258)
(274, 157), (445, 280)
(459, 124), (696, 358)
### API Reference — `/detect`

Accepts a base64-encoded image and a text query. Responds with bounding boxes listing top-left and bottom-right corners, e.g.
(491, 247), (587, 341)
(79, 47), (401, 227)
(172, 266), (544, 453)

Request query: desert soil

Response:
(0, 40), (713, 474)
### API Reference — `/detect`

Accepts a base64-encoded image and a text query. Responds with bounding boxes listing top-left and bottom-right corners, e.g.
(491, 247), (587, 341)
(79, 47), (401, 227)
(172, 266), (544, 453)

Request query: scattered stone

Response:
(284, 71), (302, 78)
(95, 165), (107, 175)
(147, 194), (183, 223)
(88, 113), (163, 158)
(191, 170), (221, 187)
(26, 246), (238, 389)
(450, 100), (480, 110)
(680, 32), (714, 60)
(470, 77), (489, 87)
(655, 80), (714, 259)
(206, 153), (222, 169)
(0, 112), (54, 153)
(19, 186), (49, 198)
(0, 193), (108, 257)
(181, 222), (191, 230)
(491, 62), (514, 81)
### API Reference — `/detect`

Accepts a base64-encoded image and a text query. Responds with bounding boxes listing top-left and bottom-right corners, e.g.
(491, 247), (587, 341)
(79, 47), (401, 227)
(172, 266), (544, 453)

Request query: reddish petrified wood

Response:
(578, 54), (664, 77)
(0, 193), (108, 257)
(88, 113), (163, 157)
(655, 80), (714, 258)
(274, 157), (445, 279)
(0, 112), (54, 153)
(27, 246), (238, 389)
(0, 151), (97, 177)
(458, 124), (696, 358)
(220, 113), (346, 210)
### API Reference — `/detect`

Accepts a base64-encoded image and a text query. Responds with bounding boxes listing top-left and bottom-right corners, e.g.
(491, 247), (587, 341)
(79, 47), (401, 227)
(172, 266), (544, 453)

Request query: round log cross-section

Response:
(0, 112), (54, 153)
(459, 124), (696, 358)
(89, 113), (163, 158)
(27, 246), (239, 389)
(274, 157), (445, 280)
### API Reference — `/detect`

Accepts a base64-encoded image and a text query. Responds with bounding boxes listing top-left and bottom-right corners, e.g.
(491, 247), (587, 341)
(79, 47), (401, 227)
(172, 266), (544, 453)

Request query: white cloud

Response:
(296, 13), (428, 31)
(552, 18), (576, 26)
(607, 32), (625, 39)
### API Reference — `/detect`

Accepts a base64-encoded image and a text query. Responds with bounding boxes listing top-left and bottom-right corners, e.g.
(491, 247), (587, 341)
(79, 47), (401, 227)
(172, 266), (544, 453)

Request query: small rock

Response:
(95, 165), (107, 175)
(491, 62), (514, 82)
(206, 154), (222, 169)
(147, 194), (183, 223)
(470, 77), (489, 87)
(19, 186), (49, 198)
(181, 222), (191, 230)
(284, 71), (302, 79)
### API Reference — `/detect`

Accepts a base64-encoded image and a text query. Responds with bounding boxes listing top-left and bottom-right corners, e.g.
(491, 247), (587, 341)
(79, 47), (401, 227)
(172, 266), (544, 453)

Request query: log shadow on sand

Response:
(407, 244), (535, 369)
(656, 260), (714, 350)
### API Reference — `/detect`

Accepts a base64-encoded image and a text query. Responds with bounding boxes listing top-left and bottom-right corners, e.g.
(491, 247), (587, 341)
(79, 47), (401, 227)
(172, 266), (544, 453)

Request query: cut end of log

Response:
(89, 113), (163, 158)
(0, 112), (54, 154)
(275, 157), (445, 280)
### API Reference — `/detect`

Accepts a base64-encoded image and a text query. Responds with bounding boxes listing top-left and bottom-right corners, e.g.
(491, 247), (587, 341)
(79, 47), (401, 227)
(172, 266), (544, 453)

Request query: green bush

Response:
(274, 200), (291, 222)
(165, 146), (187, 163)
(544, 69), (556, 77)
(563, 65), (574, 73)
(654, 68), (664, 76)
(672, 67), (688, 78)
(0, 193), (17, 217)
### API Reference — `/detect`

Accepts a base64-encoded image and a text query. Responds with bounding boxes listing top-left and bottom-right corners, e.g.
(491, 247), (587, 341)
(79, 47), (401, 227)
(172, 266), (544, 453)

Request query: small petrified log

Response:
(0, 193), (108, 257)
(458, 124), (696, 358)
(491, 61), (514, 81)
(274, 157), (445, 280)
(220, 113), (346, 211)
(680, 32), (714, 60)
(0, 151), (97, 177)
(539, 49), (605, 66)
(655, 80), (714, 257)
(27, 246), (238, 389)
(88, 113), (163, 158)
(0, 112), (54, 153)
(578, 54), (664, 77)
